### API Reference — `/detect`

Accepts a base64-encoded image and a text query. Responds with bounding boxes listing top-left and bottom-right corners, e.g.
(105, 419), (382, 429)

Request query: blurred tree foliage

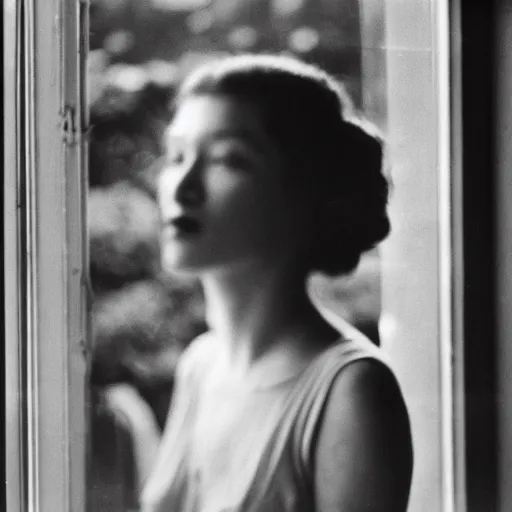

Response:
(87, 0), (380, 430)
(89, 0), (363, 104)
(88, 49), (207, 428)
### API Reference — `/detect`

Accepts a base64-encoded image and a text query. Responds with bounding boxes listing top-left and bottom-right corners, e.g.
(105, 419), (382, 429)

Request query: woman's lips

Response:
(163, 216), (202, 236)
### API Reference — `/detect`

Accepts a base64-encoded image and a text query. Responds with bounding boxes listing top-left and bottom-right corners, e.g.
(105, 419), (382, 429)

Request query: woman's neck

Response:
(201, 261), (338, 371)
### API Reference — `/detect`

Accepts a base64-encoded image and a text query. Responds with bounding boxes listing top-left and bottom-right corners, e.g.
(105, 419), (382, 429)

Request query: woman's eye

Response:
(167, 147), (186, 165)
(208, 149), (251, 170)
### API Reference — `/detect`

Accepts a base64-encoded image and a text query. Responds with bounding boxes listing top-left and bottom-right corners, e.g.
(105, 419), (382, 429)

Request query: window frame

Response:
(456, 2), (498, 511)
(495, 0), (512, 508)
(5, 1), (90, 511)
(5, 1), (501, 511)
(377, 0), (458, 509)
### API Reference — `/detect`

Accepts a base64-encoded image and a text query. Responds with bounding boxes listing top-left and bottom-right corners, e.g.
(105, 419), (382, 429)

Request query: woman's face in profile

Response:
(158, 94), (307, 275)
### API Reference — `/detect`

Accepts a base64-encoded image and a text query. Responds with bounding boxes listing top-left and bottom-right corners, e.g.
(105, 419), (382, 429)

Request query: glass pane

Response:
(86, 1), (452, 510)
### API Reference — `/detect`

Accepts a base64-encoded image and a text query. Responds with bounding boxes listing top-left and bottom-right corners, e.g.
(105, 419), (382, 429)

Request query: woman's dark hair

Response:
(173, 54), (391, 276)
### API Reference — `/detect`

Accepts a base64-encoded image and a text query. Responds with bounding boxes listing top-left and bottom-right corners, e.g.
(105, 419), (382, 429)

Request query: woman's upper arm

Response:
(313, 359), (413, 512)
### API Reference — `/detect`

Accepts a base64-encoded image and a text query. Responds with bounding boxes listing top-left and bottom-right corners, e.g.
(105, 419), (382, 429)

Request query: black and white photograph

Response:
(4, 1), (508, 512)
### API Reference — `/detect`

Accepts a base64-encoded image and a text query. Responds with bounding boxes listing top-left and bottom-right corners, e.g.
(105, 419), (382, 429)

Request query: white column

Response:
(379, 1), (452, 511)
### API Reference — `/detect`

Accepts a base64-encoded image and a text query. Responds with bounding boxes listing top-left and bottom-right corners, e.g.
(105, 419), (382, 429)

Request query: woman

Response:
(141, 54), (413, 512)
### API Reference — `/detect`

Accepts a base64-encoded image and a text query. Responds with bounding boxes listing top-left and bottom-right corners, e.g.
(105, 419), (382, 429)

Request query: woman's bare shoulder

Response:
(314, 358), (413, 512)
(326, 358), (408, 425)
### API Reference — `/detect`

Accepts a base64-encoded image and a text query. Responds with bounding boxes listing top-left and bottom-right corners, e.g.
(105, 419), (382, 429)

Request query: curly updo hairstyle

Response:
(173, 54), (391, 276)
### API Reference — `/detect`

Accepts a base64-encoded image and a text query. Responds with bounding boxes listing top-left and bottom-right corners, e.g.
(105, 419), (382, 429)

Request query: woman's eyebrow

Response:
(164, 128), (271, 157)
(206, 129), (270, 156)
(204, 128), (261, 146)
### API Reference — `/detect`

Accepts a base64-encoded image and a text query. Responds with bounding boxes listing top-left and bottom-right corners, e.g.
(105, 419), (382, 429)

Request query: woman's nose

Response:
(159, 160), (205, 209)
(175, 163), (205, 207)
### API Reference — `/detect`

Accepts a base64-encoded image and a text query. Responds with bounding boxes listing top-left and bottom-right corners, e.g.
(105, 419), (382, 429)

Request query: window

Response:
(5, 1), (506, 512)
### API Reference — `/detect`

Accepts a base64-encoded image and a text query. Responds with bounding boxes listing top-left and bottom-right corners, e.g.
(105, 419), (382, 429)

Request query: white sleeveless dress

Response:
(141, 323), (393, 512)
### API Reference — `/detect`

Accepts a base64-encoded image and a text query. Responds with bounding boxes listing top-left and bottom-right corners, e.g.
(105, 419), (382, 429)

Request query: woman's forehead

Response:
(164, 95), (280, 160)
(167, 95), (262, 138)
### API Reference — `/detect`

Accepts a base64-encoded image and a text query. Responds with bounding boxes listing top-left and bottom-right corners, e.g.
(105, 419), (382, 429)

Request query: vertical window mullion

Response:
(5, 0), (24, 508)
(8, 1), (89, 511)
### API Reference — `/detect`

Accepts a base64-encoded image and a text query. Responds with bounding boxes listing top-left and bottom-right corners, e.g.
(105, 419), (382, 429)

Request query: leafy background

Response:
(88, 0), (381, 433)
